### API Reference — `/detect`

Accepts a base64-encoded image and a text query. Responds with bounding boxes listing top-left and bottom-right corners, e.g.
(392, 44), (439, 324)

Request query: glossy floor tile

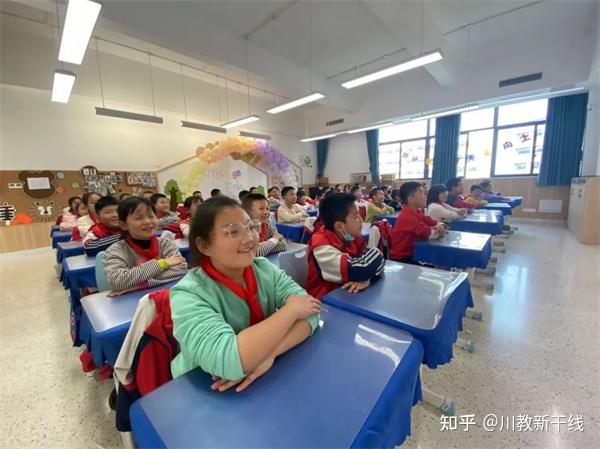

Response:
(0, 220), (598, 449)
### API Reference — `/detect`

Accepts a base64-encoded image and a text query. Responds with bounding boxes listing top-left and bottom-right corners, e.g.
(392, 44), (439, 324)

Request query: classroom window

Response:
(497, 99), (548, 126)
(460, 107), (494, 132)
(494, 124), (545, 176)
(457, 129), (494, 179)
(532, 125), (545, 174)
(378, 119), (435, 180)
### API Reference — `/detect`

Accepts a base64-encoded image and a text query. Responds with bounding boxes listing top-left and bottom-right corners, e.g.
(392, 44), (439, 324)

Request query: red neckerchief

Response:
(199, 257), (265, 325)
(259, 222), (268, 242)
(156, 211), (167, 219)
(89, 222), (118, 238)
(125, 234), (159, 261)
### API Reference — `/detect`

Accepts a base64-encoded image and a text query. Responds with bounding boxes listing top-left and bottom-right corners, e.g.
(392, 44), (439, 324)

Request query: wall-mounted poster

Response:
(350, 172), (372, 185)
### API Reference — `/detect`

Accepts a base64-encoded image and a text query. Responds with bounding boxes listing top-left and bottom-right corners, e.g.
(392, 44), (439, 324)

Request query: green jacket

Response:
(365, 202), (394, 223)
(170, 257), (319, 380)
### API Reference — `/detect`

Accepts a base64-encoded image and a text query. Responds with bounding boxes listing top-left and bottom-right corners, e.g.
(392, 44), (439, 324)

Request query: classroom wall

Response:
(322, 134), (371, 184)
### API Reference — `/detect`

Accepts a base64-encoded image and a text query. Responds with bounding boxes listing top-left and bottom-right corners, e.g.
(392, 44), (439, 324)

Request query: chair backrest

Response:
(94, 251), (111, 292)
(368, 225), (381, 249)
(278, 247), (308, 288)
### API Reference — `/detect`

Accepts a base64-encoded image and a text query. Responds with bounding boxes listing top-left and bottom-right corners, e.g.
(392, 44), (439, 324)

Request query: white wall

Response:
(582, 85), (600, 176)
(322, 133), (369, 184)
(0, 85), (316, 180)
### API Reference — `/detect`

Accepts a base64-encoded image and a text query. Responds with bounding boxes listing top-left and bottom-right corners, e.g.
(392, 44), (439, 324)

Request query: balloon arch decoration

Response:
(183, 137), (298, 194)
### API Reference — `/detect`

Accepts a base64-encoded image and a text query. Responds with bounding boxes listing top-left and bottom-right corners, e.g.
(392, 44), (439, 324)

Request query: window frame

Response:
(491, 119), (545, 178)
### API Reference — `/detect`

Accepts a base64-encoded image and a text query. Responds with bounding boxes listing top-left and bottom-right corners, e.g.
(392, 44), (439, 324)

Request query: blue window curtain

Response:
(537, 92), (589, 186)
(431, 114), (461, 185)
(366, 129), (380, 185)
(316, 139), (329, 179)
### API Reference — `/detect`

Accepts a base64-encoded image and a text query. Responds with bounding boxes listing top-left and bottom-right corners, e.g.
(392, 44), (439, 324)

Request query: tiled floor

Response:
(0, 220), (598, 449)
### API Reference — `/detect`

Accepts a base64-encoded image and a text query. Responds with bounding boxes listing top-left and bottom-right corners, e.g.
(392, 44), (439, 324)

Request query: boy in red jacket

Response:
(390, 182), (445, 263)
(446, 177), (475, 209)
(307, 193), (385, 299)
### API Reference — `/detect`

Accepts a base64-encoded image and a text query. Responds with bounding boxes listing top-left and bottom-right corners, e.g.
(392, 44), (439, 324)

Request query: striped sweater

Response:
(83, 226), (122, 256)
(156, 212), (181, 231)
(257, 222), (288, 257)
(103, 238), (189, 292)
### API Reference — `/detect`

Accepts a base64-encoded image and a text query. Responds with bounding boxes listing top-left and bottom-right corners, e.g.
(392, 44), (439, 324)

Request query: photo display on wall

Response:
(126, 172), (157, 188)
(81, 165), (118, 195)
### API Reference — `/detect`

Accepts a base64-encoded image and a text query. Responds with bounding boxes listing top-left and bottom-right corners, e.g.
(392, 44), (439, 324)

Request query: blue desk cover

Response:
(51, 231), (72, 248)
(276, 223), (305, 242)
(130, 306), (423, 449)
(323, 262), (473, 368)
(414, 230), (492, 269)
(56, 241), (84, 264)
(307, 209), (318, 217)
(173, 239), (190, 263)
(79, 282), (177, 367)
(450, 211), (503, 235)
(482, 202), (512, 216)
(375, 213), (398, 226)
(62, 255), (97, 346)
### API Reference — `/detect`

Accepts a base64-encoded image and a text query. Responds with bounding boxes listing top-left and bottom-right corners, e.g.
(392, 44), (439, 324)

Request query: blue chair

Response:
(278, 247), (308, 288)
(94, 251), (111, 292)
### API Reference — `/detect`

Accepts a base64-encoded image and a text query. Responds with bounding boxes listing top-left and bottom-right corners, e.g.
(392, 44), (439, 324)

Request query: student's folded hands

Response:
(211, 355), (275, 394)
(342, 279), (370, 294)
(284, 295), (321, 320)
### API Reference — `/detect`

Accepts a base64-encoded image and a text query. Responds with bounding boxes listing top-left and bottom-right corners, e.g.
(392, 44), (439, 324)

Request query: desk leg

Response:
(467, 268), (494, 293)
(421, 367), (457, 416)
(455, 337), (476, 352)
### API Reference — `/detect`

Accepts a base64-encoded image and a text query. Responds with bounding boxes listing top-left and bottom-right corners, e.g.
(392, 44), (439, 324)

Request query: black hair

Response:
(184, 196), (202, 209)
(427, 184), (448, 205)
(94, 196), (119, 214)
(320, 193), (356, 231)
(470, 184), (483, 192)
(118, 197), (155, 222)
(399, 181), (422, 204)
(446, 177), (463, 191)
(238, 190), (250, 201)
(369, 188), (382, 199)
(297, 190), (308, 199)
(119, 193), (132, 200)
(210, 188), (222, 197)
(67, 196), (81, 210)
(480, 180), (491, 189)
(249, 186), (257, 191)
(241, 193), (268, 214)
(350, 185), (361, 194)
(150, 193), (168, 205)
(189, 196), (243, 266)
(82, 192), (101, 206)
(193, 190), (202, 195)
(267, 186), (280, 194)
(391, 189), (401, 200)
(281, 186), (295, 197)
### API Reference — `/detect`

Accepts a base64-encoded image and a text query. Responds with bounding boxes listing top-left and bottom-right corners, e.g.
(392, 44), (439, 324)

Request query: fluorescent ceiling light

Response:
(51, 69), (76, 103)
(300, 133), (337, 143)
(58, 0), (102, 65)
(485, 87), (586, 107)
(221, 115), (260, 129)
(181, 121), (226, 134)
(342, 50), (443, 89)
(96, 107), (163, 124)
(346, 122), (393, 134)
(411, 105), (479, 121)
(267, 92), (325, 114)
(239, 131), (272, 140)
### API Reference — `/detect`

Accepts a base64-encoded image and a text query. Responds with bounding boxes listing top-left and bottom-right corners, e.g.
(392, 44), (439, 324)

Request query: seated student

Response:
(192, 190), (204, 201)
(365, 188), (395, 223)
(119, 193), (132, 201)
(242, 193), (287, 257)
(351, 186), (368, 218)
(169, 196), (320, 391)
(180, 196), (202, 239)
(83, 196), (122, 256)
(211, 188), (223, 198)
(465, 184), (489, 208)
(307, 193), (385, 299)
(103, 197), (188, 295)
(446, 177), (475, 209)
(238, 190), (250, 202)
(296, 190), (314, 209)
(59, 196), (82, 232)
(248, 186), (258, 194)
(277, 186), (309, 223)
(267, 186), (283, 208)
(420, 182), (429, 198)
(426, 184), (468, 221)
(388, 189), (402, 211)
(151, 193), (180, 230)
(390, 182), (446, 263)
(141, 191), (154, 200)
(75, 192), (102, 239)
(480, 180), (509, 202)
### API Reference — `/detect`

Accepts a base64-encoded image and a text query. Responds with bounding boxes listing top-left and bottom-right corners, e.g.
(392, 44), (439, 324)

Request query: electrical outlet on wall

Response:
(8, 183), (23, 189)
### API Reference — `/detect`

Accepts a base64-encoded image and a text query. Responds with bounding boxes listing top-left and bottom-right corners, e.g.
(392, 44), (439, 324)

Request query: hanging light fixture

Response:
(51, 69), (76, 103)
(58, 0), (102, 65)
(179, 64), (226, 133)
(300, 133), (337, 143)
(94, 41), (163, 124)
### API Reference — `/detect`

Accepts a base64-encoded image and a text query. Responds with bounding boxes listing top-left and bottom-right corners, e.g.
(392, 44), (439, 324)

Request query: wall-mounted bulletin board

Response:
(0, 168), (157, 225)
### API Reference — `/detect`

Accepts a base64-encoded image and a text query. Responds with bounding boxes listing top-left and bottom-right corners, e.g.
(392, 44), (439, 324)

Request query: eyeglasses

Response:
(221, 219), (262, 240)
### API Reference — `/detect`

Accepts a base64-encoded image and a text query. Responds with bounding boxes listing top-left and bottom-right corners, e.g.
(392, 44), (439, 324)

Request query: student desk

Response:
(130, 306), (423, 449)
(265, 242), (307, 268)
(375, 212), (399, 226)
(51, 225), (60, 235)
(481, 202), (512, 216)
(275, 222), (305, 242)
(79, 282), (176, 367)
(414, 230), (492, 269)
(307, 209), (318, 217)
(51, 230), (72, 248)
(62, 255), (97, 345)
(322, 261), (472, 369)
(56, 240), (84, 264)
(504, 196), (522, 208)
(450, 211), (503, 235)
(173, 239), (190, 263)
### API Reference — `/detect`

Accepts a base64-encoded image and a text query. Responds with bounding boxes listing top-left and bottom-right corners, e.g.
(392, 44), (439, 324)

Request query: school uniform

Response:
(170, 257), (319, 380)
(447, 194), (475, 210)
(268, 197), (284, 208)
(257, 221), (287, 257)
(103, 235), (188, 292)
(76, 213), (98, 238)
(83, 223), (122, 256)
(365, 202), (394, 223)
(156, 211), (181, 231)
(277, 203), (309, 223)
(465, 195), (488, 208)
(390, 207), (441, 262)
(59, 211), (79, 232)
(307, 227), (385, 299)
(179, 218), (191, 239)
